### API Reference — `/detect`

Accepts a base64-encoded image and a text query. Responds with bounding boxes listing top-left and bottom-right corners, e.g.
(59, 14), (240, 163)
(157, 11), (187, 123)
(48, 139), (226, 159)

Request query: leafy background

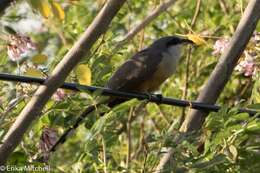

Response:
(0, 0), (259, 172)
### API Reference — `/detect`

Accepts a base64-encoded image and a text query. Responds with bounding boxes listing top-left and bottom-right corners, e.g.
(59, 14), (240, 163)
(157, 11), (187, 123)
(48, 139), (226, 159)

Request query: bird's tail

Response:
(49, 97), (126, 152)
(50, 102), (104, 152)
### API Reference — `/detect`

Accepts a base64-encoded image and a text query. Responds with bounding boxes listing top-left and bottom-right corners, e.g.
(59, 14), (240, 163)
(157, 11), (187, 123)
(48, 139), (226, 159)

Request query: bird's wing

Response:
(106, 48), (163, 91)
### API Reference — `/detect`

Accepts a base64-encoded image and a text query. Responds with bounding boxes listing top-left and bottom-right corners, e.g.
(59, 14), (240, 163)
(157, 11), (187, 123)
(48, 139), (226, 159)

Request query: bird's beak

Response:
(181, 38), (195, 45)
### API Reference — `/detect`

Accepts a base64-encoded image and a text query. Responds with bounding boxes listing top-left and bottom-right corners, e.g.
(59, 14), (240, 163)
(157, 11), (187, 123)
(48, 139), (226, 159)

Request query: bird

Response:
(50, 36), (194, 152)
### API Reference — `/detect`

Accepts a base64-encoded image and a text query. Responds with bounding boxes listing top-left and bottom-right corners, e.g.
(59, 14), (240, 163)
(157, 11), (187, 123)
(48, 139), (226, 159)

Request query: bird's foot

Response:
(155, 93), (163, 103)
(143, 92), (163, 103)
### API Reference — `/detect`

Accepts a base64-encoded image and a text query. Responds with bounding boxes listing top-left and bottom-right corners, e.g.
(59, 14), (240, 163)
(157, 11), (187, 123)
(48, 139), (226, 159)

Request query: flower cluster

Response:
(212, 38), (229, 55)
(235, 51), (256, 77)
(7, 34), (37, 61)
(53, 88), (66, 101)
(213, 32), (259, 77)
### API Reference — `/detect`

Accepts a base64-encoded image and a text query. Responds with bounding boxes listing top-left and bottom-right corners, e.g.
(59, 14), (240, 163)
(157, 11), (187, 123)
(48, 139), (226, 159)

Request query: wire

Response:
(0, 73), (258, 115)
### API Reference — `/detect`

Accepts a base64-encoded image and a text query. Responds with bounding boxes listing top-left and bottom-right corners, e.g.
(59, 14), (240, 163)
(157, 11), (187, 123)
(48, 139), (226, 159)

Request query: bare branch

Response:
(114, 0), (177, 51)
(181, 0), (202, 125)
(180, 0), (260, 132)
(155, 0), (260, 171)
(0, 0), (127, 165)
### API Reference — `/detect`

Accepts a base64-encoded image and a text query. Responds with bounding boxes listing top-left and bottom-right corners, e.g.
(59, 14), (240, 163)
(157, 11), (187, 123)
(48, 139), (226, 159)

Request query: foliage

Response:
(0, 0), (259, 172)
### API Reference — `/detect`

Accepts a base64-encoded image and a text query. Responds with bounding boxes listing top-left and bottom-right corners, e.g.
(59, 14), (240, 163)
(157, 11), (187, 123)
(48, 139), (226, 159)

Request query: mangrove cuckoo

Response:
(51, 36), (194, 151)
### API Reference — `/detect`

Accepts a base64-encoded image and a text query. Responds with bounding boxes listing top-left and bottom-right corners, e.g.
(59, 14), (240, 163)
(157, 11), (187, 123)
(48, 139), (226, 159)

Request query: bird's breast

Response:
(159, 45), (181, 76)
(137, 46), (181, 92)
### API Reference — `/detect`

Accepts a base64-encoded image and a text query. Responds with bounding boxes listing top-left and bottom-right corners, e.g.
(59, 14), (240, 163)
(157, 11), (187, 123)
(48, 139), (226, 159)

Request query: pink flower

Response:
(7, 34), (37, 61)
(39, 127), (58, 161)
(212, 38), (230, 55)
(53, 89), (66, 101)
(7, 44), (23, 61)
(243, 61), (255, 76)
(235, 52), (256, 77)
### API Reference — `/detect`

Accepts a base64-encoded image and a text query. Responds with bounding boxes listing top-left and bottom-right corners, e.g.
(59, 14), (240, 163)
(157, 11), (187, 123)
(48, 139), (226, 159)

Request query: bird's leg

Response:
(143, 92), (152, 102)
(155, 93), (163, 103)
(143, 92), (163, 103)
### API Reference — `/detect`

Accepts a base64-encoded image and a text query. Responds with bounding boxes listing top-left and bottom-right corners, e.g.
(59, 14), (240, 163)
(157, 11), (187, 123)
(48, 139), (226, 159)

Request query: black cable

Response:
(1, 73), (259, 153)
(0, 73), (258, 115)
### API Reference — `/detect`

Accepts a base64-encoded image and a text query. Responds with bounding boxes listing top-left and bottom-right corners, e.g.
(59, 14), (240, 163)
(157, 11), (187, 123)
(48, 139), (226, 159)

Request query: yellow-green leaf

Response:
(24, 68), (43, 77)
(64, 89), (75, 94)
(76, 64), (91, 85)
(187, 34), (207, 45)
(229, 145), (238, 161)
(51, 2), (65, 20)
(31, 54), (48, 64)
(39, 0), (52, 18)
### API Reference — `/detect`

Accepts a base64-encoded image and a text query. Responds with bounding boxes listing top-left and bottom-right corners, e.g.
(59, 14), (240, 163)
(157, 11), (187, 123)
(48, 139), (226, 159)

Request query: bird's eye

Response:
(166, 39), (181, 47)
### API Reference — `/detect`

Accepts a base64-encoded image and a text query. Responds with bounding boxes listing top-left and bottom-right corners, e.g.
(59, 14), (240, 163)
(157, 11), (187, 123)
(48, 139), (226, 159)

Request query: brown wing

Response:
(106, 48), (163, 92)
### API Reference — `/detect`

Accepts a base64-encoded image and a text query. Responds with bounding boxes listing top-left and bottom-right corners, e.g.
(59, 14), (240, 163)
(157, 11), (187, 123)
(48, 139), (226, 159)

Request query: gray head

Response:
(150, 36), (194, 49)
(147, 36), (194, 74)
(148, 36), (194, 61)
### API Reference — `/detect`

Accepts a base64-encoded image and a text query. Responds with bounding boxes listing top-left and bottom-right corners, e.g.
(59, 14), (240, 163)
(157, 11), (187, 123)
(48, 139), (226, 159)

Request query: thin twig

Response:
(138, 29), (145, 51)
(180, 0), (201, 126)
(191, 0), (201, 27)
(155, 104), (171, 126)
(113, 0), (178, 52)
(156, 0), (202, 171)
(126, 107), (133, 171)
(151, 118), (162, 132)
(238, 78), (252, 99)
(140, 117), (148, 173)
(102, 136), (108, 173)
(0, 0), (127, 165)
(180, 0), (260, 132)
(218, 0), (229, 15)
(180, 46), (192, 125)
(0, 96), (25, 125)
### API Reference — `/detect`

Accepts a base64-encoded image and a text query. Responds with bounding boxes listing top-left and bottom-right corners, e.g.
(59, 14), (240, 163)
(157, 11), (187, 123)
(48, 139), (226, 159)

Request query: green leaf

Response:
(31, 54), (48, 64)
(8, 152), (28, 165)
(0, 50), (8, 65)
(245, 121), (260, 134)
(247, 103), (260, 110)
(192, 154), (227, 169)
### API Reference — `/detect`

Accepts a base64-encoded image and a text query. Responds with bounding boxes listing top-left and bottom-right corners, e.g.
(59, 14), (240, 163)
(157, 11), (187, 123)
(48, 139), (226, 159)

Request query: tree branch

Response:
(114, 0), (177, 51)
(0, 0), (127, 165)
(180, 0), (201, 125)
(155, 0), (260, 171)
(180, 0), (260, 132)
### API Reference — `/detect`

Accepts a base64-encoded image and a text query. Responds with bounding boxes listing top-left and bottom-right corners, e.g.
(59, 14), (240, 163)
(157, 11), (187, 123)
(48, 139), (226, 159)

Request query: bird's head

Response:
(150, 36), (194, 60)
(151, 36), (194, 48)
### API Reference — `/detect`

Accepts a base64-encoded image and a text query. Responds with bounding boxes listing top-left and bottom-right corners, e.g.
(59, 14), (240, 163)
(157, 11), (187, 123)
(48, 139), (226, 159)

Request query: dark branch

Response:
(180, 0), (260, 132)
(0, 0), (14, 15)
(0, 0), (127, 165)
